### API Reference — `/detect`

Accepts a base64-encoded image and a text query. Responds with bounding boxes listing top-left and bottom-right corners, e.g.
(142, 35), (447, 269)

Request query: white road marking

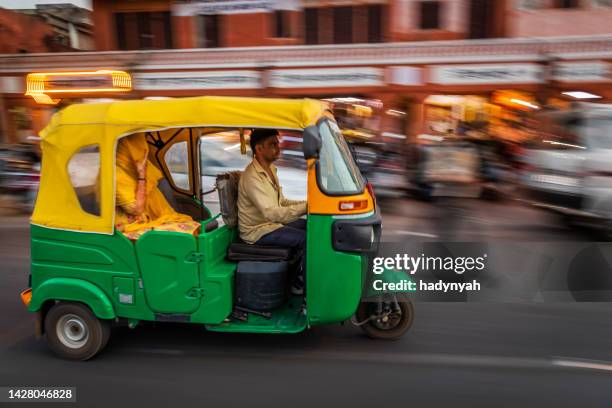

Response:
(394, 230), (439, 238)
(123, 347), (612, 374)
(125, 347), (186, 356)
(552, 358), (612, 372)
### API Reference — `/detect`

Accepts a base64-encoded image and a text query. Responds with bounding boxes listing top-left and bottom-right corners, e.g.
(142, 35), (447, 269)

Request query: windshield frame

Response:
(315, 118), (365, 197)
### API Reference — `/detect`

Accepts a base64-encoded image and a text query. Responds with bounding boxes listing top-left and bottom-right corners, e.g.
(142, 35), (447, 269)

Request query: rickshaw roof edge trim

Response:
(39, 96), (331, 143)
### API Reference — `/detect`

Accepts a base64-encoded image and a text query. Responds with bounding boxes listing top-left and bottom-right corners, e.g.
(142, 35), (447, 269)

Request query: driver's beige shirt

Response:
(237, 158), (307, 244)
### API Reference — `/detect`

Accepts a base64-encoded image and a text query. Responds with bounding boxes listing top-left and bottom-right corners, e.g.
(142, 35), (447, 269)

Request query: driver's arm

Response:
(280, 193), (306, 208)
(244, 181), (306, 224)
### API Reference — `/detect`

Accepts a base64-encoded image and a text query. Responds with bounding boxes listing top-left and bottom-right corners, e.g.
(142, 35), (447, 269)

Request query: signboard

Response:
(25, 70), (132, 104)
(553, 61), (611, 82)
(429, 64), (543, 85)
(44, 75), (114, 89)
(26, 70), (131, 94)
(173, 0), (300, 16)
(388, 66), (423, 86)
(134, 71), (261, 90)
(268, 68), (383, 88)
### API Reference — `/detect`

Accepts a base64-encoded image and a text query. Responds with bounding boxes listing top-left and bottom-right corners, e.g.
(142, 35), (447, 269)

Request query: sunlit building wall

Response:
(508, 0), (612, 37)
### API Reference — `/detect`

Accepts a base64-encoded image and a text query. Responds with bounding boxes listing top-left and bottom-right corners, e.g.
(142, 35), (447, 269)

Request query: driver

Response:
(237, 129), (307, 295)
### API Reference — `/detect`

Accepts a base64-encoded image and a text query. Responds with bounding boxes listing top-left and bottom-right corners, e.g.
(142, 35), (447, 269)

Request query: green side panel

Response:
(29, 277), (115, 319)
(32, 239), (115, 265)
(112, 277), (135, 306)
(135, 231), (201, 314)
(30, 224), (154, 321)
(306, 215), (363, 325)
(206, 296), (306, 333)
(191, 225), (235, 324)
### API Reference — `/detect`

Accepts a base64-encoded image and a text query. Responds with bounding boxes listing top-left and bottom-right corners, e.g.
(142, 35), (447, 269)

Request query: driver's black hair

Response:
(249, 129), (279, 154)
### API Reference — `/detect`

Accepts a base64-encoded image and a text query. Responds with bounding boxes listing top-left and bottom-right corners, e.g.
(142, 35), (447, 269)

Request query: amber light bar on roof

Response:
(25, 70), (132, 105)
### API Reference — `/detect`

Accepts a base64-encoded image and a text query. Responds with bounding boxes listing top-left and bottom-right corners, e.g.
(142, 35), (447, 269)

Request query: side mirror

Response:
(302, 125), (322, 160)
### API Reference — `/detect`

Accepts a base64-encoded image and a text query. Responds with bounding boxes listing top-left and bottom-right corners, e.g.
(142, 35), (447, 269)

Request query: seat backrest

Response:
(216, 171), (242, 229)
(157, 178), (180, 209)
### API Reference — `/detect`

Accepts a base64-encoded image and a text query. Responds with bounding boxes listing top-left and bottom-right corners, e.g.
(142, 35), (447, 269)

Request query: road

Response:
(1, 197), (611, 407)
(379, 196), (603, 242)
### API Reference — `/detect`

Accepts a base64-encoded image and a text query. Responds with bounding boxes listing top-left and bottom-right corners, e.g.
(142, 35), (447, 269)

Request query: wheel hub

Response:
(56, 314), (89, 349)
(371, 303), (402, 330)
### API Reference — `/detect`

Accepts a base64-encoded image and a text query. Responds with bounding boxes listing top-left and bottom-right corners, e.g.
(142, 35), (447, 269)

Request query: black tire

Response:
(356, 297), (414, 340)
(44, 302), (111, 361)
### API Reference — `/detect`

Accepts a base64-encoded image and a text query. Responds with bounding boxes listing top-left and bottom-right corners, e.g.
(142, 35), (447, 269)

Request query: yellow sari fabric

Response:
(115, 135), (200, 240)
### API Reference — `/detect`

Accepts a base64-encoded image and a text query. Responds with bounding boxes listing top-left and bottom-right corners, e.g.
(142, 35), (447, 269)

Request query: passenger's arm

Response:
(122, 157), (147, 216)
(245, 181), (306, 224)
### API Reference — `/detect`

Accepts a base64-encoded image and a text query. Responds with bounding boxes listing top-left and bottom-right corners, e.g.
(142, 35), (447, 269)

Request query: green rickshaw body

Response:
(28, 215), (370, 331)
(26, 97), (382, 339)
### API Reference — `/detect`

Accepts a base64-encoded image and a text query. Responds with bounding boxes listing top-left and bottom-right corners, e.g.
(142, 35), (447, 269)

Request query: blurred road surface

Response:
(1, 197), (611, 407)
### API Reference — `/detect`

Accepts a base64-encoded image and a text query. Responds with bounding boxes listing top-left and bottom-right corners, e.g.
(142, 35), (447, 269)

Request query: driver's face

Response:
(258, 136), (280, 162)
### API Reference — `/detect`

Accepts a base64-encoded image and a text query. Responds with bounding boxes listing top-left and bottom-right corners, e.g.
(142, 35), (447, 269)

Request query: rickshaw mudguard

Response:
(306, 214), (364, 326)
(28, 277), (115, 319)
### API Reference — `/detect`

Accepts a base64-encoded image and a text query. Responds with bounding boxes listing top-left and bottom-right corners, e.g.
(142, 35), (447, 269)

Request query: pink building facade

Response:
(508, 0), (612, 37)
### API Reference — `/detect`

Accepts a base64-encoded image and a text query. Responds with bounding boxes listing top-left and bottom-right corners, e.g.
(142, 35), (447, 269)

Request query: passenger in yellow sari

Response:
(115, 134), (200, 240)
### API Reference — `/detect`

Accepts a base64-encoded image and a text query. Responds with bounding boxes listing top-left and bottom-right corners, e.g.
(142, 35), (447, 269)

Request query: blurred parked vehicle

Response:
(521, 104), (612, 236)
(0, 144), (40, 213)
(413, 134), (482, 200)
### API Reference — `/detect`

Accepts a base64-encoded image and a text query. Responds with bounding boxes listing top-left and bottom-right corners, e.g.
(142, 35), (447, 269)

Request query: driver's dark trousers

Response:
(255, 219), (306, 283)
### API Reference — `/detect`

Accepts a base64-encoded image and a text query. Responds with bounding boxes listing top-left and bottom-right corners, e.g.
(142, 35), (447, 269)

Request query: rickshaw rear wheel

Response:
(355, 296), (414, 340)
(44, 302), (111, 361)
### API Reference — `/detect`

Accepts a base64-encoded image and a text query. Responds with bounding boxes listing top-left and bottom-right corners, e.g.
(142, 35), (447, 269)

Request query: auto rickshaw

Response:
(20, 96), (413, 360)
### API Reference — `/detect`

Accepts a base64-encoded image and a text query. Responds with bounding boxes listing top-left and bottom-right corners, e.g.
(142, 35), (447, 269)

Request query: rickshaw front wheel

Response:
(44, 302), (111, 361)
(355, 296), (414, 340)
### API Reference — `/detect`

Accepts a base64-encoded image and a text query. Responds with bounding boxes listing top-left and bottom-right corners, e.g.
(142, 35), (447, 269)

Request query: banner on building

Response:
(553, 61), (611, 82)
(429, 64), (543, 85)
(134, 71), (261, 90)
(268, 68), (384, 88)
(388, 66), (423, 86)
(173, 0), (301, 16)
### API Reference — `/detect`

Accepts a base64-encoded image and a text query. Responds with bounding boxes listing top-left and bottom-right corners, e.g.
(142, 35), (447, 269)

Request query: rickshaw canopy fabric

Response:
(31, 96), (330, 234)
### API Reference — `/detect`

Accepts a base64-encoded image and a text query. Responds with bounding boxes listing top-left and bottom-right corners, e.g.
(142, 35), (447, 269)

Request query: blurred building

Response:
(91, 0), (511, 51)
(507, 0), (612, 37)
(0, 7), (70, 54)
(12, 3), (93, 51)
(1, 0), (612, 145)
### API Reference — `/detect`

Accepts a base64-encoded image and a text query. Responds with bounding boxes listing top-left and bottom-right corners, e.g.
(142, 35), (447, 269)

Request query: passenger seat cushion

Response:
(227, 243), (293, 262)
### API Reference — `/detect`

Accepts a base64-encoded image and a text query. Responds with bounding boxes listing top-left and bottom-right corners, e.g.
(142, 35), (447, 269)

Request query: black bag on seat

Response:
(235, 261), (289, 311)
(227, 243), (293, 262)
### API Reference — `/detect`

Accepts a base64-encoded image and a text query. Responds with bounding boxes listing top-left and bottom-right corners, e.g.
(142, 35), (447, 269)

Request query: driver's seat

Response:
(216, 172), (294, 262)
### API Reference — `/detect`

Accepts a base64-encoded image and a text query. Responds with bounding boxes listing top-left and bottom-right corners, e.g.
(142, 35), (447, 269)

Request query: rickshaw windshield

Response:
(318, 119), (364, 195)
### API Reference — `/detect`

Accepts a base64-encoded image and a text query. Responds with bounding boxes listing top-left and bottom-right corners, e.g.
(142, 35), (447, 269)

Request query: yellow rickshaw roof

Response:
(33, 96), (329, 235)
(41, 96), (330, 144)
